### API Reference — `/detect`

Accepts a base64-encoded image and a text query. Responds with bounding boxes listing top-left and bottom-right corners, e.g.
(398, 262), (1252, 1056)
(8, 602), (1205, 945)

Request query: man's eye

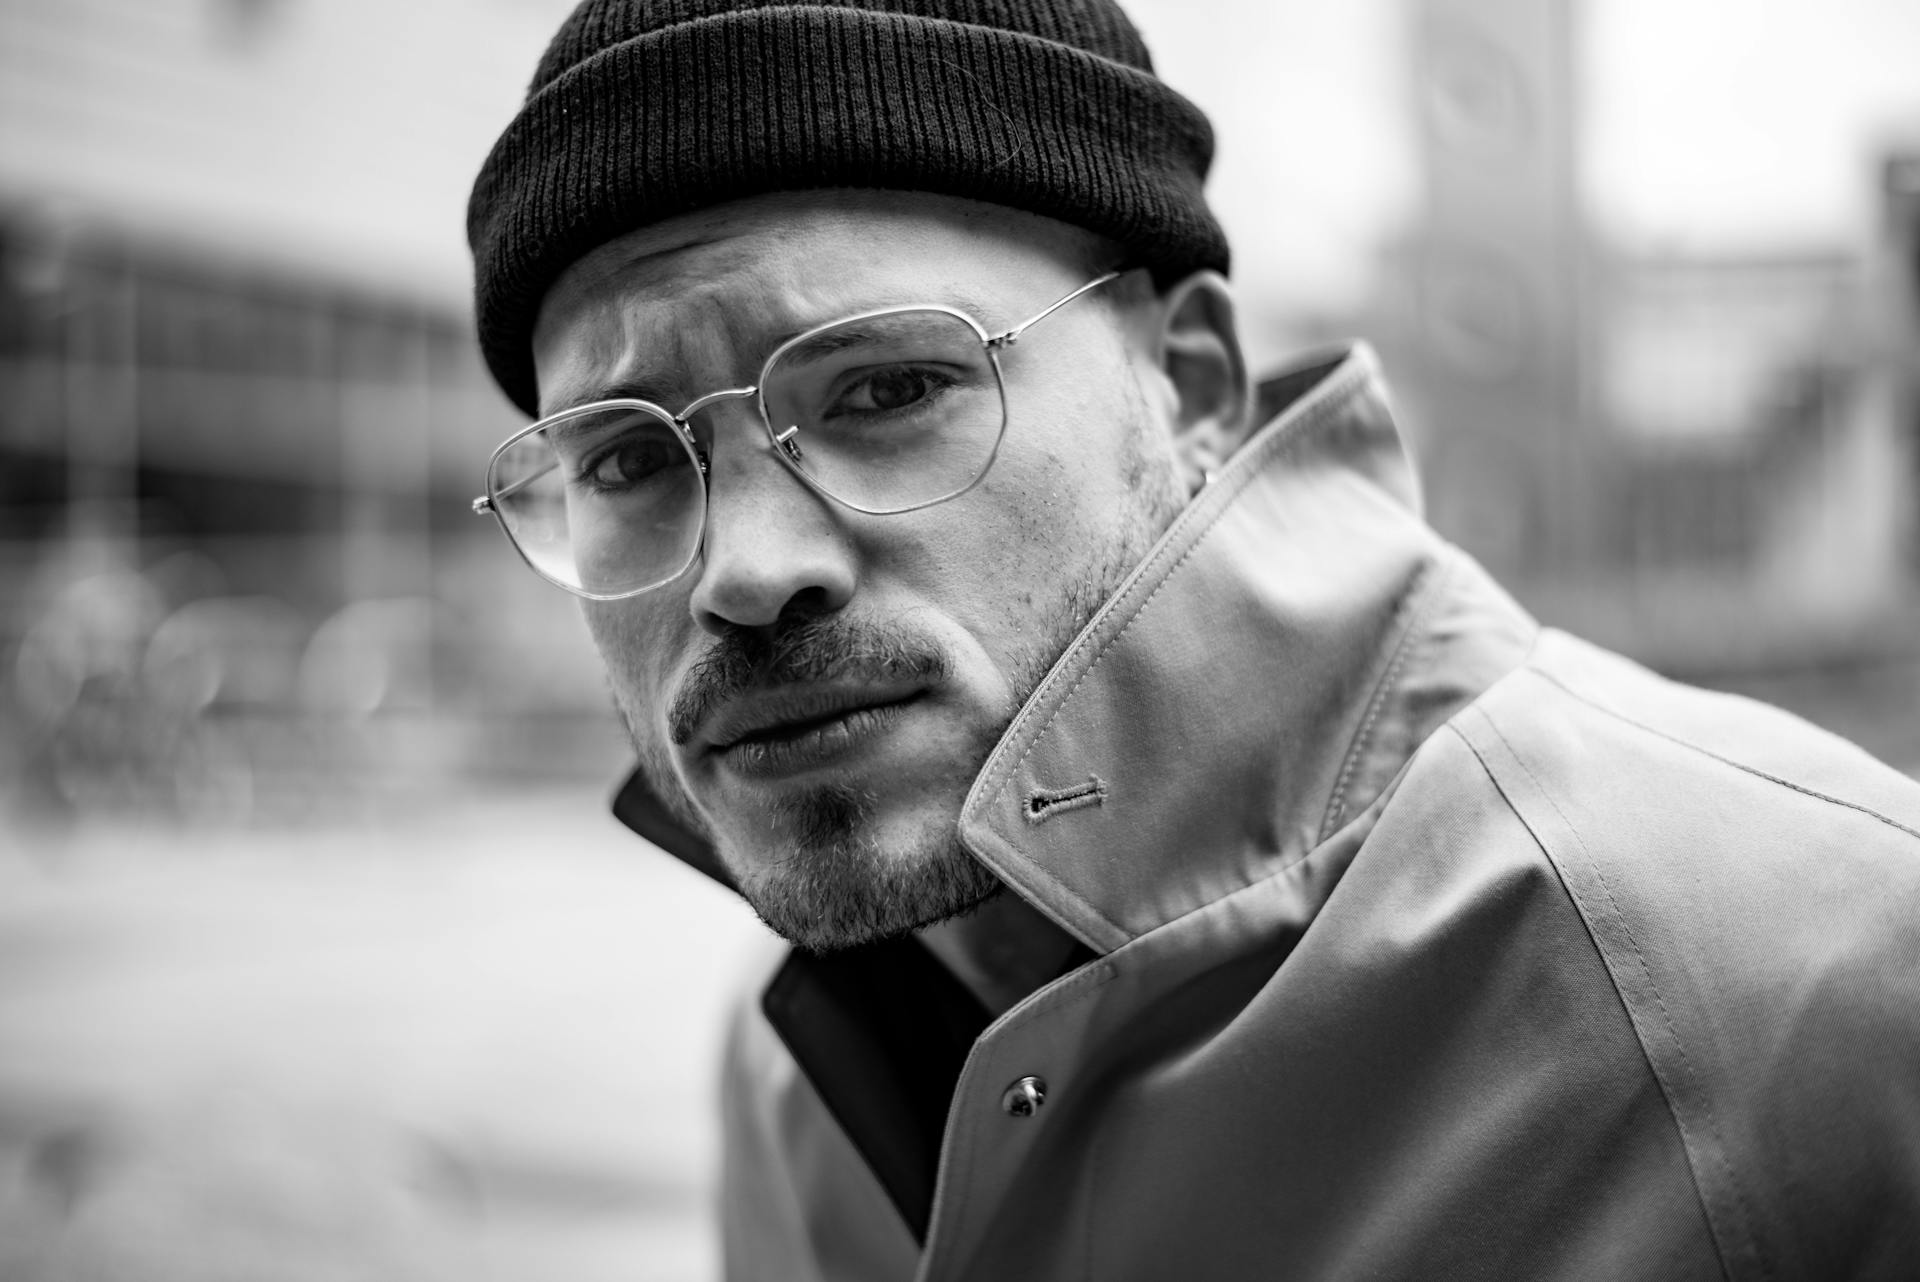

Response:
(581, 438), (677, 489)
(835, 366), (944, 414)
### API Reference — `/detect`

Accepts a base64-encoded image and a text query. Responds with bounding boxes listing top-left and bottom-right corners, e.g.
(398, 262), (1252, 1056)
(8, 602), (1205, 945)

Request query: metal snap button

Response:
(1001, 1075), (1046, 1118)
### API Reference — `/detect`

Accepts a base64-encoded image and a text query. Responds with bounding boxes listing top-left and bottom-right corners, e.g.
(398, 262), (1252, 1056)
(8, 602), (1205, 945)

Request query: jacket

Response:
(614, 344), (1920, 1280)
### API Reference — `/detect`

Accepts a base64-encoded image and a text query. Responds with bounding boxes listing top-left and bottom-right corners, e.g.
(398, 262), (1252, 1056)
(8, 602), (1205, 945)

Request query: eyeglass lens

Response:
(759, 308), (1004, 512)
(489, 406), (708, 597)
(488, 307), (1007, 598)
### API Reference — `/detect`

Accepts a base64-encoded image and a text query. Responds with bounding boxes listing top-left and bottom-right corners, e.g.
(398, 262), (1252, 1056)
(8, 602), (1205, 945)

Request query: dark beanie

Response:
(467, 0), (1229, 416)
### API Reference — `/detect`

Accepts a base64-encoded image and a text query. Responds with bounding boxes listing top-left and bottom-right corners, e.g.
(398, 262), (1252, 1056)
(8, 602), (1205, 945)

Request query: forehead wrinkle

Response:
(543, 280), (757, 415)
(536, 228), (776, 412)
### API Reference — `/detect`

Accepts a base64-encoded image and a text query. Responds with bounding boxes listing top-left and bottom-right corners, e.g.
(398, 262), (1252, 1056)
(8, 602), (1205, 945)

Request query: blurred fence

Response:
(0, 215), (623, 828)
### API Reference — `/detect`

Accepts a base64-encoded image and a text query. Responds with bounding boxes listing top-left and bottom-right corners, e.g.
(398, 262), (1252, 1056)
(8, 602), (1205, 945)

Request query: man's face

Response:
(530, 192), (1190, 950)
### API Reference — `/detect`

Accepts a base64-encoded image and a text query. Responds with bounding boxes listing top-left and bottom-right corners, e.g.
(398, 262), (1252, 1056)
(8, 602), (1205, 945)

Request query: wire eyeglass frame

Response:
(472, 268), (1125, 601)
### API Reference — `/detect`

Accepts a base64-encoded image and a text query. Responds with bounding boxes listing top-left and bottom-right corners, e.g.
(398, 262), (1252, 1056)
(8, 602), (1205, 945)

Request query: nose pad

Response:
(685, 402), (855, 633)
(774, 425), (804, 463)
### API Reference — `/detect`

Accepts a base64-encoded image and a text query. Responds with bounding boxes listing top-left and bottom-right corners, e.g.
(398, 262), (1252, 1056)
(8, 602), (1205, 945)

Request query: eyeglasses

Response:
(472, 269), (1124, 601)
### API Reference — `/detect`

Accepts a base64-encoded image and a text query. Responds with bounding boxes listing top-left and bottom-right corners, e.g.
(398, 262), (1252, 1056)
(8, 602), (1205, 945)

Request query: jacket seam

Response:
(1522, 664), (1920, 844)
(1448, 712), (1762, 1282)
(1319, 554), (1448, 841)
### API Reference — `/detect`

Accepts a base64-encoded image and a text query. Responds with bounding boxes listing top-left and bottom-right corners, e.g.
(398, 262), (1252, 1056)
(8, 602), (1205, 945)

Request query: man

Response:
(466, 2), (1920, 1277)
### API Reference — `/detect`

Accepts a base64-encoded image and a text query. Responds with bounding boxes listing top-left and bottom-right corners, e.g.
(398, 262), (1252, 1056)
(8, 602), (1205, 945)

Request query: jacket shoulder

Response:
(1499, 630), (1919, 829)
(1444, 629), (1920, 1281)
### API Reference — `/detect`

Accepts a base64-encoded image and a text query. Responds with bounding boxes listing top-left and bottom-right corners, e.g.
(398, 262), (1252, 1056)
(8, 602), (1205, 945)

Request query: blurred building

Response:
(1369, 0), (1920, 704)
(1887, 150), (1920, 554)
(0, 0), (617, 826)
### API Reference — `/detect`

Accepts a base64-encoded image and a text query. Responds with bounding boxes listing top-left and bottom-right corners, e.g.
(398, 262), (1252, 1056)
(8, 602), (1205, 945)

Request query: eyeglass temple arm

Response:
(471, 459), (557, 514)
(987, 269), (1124, 350)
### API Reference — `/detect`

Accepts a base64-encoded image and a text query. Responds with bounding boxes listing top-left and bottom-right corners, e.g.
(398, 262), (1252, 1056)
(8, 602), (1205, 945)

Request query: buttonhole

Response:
(1024, 775), (1107, 825)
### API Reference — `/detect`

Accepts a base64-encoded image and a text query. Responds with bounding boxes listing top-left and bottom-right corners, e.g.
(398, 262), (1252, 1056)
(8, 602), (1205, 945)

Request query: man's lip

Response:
(698, 682), (926, 754)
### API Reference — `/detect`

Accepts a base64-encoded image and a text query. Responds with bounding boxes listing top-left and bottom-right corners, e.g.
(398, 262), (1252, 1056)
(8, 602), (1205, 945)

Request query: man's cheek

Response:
(582, 605), (678, 738)
(584, 598), (670, 668)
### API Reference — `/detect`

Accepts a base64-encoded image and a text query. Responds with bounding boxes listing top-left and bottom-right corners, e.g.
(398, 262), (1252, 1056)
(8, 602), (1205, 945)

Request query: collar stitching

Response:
(1318, 553), (1453, 842)
(976, 354), (1377, 806)
(964, 355), (1383, 946)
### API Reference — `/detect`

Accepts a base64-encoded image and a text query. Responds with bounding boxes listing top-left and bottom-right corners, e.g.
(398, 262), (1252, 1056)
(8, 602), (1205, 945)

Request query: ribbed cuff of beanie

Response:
(468, 6), (1227, 416)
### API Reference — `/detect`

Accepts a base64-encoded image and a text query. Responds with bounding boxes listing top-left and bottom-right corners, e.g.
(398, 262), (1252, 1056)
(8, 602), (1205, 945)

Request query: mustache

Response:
(667, 614), (951, 746)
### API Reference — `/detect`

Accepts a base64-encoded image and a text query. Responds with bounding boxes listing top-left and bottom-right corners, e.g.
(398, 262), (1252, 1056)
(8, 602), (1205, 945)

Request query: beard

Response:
(623, 399), (1187, 953)
(750, 781), (1003, 951)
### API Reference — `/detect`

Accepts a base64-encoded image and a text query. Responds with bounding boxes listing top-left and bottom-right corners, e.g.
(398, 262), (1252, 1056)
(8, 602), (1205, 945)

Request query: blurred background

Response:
(1, 0), (1916, 1277)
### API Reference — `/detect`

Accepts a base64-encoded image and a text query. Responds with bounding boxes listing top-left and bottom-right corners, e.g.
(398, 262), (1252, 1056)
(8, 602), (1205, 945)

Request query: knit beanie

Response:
(467, 0), (1229, 416)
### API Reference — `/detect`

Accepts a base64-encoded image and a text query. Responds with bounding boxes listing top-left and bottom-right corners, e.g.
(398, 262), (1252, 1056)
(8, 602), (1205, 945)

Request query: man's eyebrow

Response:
(542, 291), (1007, 415)
(541, 411), (625, 451)
(765, 293), (1006, 359)
(774, 323), (891, 362)
(547, 374), (683, 418)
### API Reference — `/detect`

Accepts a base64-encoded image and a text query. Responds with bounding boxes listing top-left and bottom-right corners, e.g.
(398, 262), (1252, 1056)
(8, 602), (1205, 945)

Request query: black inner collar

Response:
(762, 935), (990, 1241)
(762, 934), (1096, 1242)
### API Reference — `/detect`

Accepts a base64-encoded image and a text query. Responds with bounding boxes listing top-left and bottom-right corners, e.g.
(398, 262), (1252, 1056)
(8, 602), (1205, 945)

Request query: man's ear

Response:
(1151, 270), (1252, 491)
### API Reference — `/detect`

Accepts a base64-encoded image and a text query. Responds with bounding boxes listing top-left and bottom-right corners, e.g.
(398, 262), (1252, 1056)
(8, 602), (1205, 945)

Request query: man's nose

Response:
(686, 404), (858, 636)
